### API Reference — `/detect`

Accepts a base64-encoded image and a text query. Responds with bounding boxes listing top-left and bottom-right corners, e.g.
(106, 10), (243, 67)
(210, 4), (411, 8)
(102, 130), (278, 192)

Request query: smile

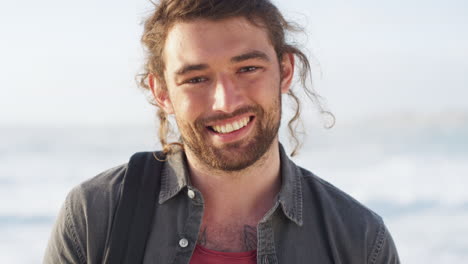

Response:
(209, 116), (251, 134)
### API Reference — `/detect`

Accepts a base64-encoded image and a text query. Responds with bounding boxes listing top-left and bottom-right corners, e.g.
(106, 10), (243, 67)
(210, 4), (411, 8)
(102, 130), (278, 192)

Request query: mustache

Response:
(197, 105), (262, 126)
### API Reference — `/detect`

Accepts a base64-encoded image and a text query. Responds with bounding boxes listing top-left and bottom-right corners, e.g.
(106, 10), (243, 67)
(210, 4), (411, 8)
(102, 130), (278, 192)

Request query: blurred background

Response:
(1, 0), (467, 262)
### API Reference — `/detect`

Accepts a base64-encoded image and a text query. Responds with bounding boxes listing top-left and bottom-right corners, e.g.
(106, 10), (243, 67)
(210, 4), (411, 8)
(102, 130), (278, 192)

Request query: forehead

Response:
(163, 17), (275, 73)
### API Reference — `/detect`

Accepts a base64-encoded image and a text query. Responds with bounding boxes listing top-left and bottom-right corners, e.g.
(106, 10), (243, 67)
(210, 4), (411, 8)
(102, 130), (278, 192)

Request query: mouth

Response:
(207, 116), (253, 134)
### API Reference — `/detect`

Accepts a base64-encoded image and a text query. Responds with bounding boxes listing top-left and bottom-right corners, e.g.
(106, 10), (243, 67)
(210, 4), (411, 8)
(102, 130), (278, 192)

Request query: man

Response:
(44, 0), (400, 263)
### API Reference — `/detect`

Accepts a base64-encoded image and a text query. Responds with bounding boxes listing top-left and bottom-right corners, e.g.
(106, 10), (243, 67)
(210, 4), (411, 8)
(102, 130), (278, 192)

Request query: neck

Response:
(186, 140), (282, 223)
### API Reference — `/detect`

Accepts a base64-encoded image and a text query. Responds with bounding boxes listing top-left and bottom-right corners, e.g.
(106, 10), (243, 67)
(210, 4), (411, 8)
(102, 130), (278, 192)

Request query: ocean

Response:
(1, 114), (467, 263)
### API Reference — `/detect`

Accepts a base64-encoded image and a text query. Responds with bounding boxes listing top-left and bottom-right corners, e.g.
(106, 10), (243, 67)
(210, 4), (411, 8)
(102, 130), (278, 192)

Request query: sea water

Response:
(1, 115), (467, 263)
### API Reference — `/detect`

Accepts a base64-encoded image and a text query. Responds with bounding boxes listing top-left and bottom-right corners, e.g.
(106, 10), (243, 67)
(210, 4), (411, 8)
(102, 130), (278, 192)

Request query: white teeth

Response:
(233, 121), (240, 130)
(226, 124), (233, 132)
(211, 117), (250, 134)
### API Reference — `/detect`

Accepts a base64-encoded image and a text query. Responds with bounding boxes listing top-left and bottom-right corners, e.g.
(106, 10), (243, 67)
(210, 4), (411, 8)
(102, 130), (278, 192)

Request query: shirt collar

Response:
(158, 150), (190, 204)
(277, 144), (304, 226)
(158, 144), (304, 226)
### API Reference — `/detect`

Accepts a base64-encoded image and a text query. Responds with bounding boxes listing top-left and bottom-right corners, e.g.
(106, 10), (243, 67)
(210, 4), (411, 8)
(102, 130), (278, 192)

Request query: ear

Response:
(149, 74), (174, 114)
(280, 53), (295, 94)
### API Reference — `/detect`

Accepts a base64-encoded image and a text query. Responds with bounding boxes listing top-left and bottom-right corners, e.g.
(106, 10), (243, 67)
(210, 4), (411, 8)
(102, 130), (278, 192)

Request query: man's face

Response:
(156, 17), (293, 171)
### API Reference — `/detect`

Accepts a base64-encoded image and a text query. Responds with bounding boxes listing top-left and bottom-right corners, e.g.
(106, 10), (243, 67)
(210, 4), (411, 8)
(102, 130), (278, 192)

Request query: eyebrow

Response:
(174, 50), (271, 76)
(175, 64), (209, 76)
(231, 50), (270, 63)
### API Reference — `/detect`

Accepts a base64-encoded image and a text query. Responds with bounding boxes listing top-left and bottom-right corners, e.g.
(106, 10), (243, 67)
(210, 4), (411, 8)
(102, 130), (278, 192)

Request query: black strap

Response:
(103, 152), (164, 264)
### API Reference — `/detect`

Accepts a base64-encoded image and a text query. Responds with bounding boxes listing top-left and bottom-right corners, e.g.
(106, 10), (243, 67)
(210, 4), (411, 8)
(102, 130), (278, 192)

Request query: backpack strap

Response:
(103, 152), (164, 264)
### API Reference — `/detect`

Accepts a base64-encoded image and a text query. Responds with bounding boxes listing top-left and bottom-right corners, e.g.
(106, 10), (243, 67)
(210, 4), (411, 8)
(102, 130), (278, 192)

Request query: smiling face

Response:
(153, 17), (294, 171)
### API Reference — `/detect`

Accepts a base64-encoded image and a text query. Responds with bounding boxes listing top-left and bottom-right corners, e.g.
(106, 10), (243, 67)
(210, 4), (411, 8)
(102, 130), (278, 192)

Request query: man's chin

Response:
(209, 153), (259, 171)
(204, 140), (270, 171)
(211, 140), (246, 151)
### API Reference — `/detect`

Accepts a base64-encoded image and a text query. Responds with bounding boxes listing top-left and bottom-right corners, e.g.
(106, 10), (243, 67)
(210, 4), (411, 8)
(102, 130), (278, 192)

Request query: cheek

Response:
(243, 74), (280, 101)
(171, 91), (208, 122)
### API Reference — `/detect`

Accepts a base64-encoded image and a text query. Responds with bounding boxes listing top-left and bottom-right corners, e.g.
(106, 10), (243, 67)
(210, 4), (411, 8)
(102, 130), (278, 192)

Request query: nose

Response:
(212, 73), (244, 113)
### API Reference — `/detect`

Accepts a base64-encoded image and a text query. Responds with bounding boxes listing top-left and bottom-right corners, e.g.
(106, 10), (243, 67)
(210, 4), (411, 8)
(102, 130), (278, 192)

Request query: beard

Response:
(175, 93), (282, 172)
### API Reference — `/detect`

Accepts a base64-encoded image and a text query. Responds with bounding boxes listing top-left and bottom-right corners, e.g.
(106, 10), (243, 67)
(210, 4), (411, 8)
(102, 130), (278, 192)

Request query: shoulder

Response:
(299, 166), (381, 224)
(67, 163), (129, 236)
(298, 167), (400, 263)
(69, 163), (128, 205)
(65, 164), (128, 225)
(44, 164), (128, 264)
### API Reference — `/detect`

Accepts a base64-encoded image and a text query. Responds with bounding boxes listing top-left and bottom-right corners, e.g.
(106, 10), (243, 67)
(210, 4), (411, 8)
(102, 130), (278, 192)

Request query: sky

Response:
(0, 0), (467, 125)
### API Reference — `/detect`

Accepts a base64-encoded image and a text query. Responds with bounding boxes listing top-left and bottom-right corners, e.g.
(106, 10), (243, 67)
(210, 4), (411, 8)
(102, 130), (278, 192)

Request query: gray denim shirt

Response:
(44, 145), (400, 263)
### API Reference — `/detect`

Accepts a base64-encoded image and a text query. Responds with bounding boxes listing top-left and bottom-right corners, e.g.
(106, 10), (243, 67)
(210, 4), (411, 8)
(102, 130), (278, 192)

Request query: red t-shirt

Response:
(190, 245), (257, 264)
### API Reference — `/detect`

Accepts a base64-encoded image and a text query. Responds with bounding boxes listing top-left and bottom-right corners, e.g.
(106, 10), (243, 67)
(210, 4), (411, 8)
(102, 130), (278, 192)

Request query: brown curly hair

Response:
(137, 0), (333, 156)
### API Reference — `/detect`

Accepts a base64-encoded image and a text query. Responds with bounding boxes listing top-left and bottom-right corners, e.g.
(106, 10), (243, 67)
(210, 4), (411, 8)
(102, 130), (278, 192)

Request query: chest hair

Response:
(197, 223), (258, 252)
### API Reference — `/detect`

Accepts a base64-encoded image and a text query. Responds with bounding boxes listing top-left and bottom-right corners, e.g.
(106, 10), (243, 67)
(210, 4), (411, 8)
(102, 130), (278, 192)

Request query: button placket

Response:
(179, 238), (189, 248)
(187, 189), (195, 199)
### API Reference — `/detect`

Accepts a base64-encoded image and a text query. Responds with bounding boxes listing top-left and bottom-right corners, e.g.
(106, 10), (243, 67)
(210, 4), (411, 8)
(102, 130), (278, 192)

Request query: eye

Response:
(238, 66), (260, 73)
(186, 76), (207, 84)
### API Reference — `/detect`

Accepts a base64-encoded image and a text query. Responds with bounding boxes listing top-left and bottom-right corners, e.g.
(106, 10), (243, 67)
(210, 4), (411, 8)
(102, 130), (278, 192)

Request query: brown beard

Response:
(175, 92), (281, 171)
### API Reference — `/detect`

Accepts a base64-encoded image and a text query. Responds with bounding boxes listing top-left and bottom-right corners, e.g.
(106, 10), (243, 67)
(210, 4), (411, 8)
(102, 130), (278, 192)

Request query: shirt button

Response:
(187, 189), (195, 199)
(179, 238), (189, 248)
